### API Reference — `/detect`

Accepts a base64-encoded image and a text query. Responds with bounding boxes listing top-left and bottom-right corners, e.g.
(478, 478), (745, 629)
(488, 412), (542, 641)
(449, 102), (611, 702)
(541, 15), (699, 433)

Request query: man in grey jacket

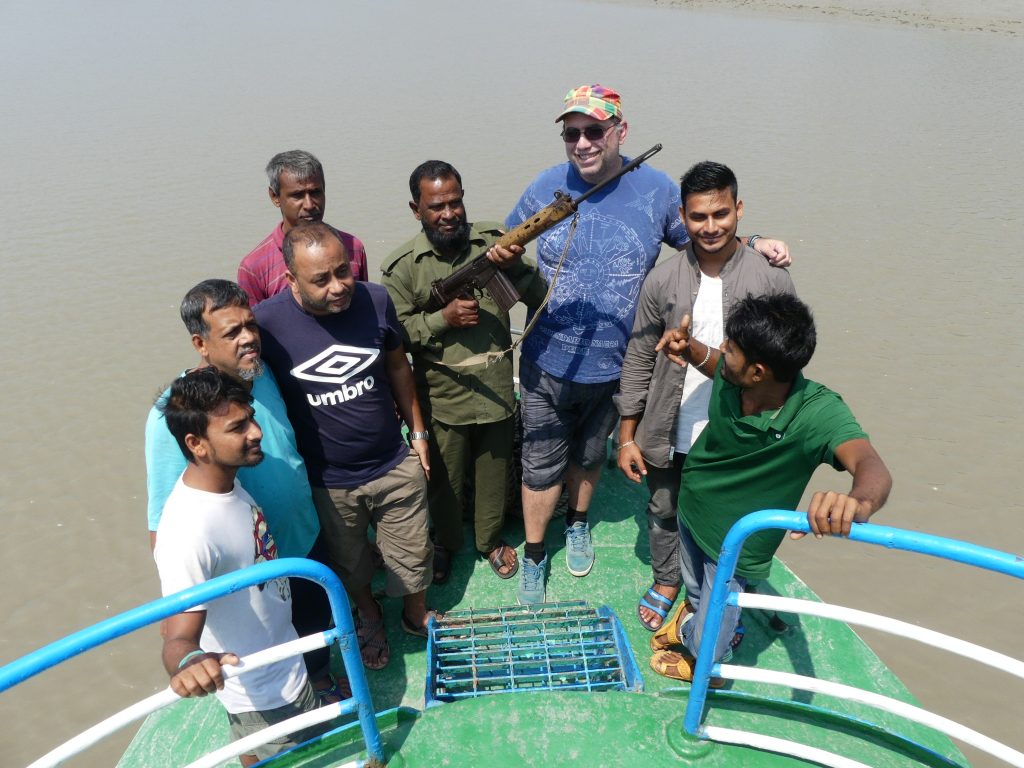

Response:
(614, 161), (795, 631)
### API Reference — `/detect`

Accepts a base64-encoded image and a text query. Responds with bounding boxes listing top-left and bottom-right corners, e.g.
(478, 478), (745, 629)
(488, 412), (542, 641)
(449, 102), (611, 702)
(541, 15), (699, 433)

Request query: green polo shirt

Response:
(381, 222), (546, 425)
(680, 359), (868, 580)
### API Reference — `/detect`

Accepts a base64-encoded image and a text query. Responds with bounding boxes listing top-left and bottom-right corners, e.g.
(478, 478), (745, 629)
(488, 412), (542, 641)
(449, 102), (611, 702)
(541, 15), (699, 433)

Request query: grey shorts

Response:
(227, 681), (326, 760)
(519, 358), (620, 490)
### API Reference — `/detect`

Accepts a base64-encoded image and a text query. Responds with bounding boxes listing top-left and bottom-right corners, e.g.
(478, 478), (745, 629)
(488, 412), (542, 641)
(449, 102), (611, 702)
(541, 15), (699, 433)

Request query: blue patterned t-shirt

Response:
(506, 160), (688, 383)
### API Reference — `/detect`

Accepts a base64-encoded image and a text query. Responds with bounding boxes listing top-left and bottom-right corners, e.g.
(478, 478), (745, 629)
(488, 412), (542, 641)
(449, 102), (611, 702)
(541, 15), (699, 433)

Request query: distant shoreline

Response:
(607, 0), (1023, 35)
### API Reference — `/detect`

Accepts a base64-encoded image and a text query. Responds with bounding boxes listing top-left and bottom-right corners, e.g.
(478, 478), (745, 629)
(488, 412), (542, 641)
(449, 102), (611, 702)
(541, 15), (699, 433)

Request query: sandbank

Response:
(610, 0), (1023, 35)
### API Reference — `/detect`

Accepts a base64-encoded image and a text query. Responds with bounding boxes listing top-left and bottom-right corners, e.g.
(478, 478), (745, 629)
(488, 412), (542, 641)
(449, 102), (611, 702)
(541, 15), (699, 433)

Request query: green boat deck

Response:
(121, 465), (969, 767)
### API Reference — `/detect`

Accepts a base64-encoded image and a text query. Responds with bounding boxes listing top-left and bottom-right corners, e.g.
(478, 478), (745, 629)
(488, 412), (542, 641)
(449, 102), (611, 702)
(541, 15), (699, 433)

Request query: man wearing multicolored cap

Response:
(506, 84), (791, 605)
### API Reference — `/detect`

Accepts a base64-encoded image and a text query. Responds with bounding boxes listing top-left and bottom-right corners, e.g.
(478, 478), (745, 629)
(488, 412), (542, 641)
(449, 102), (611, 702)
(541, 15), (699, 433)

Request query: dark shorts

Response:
(519, 358), (619, 490)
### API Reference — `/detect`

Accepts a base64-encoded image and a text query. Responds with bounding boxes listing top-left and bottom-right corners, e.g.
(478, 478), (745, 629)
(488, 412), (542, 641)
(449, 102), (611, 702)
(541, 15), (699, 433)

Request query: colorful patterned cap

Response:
(554, 84), (623, 123)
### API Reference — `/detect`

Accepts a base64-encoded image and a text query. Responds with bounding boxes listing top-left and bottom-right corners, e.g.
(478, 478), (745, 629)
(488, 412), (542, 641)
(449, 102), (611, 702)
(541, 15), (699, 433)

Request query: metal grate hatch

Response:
(425, 601), (643, 706)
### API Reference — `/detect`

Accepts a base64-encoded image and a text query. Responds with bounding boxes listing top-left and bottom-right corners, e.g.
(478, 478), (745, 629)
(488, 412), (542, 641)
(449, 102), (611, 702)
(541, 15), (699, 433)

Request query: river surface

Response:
(1, 0), (1022, 765)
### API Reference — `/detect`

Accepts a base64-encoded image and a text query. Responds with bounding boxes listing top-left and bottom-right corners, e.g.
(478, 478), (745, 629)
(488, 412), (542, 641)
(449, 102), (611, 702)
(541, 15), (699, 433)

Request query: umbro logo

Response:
(290, 345), (379, 384)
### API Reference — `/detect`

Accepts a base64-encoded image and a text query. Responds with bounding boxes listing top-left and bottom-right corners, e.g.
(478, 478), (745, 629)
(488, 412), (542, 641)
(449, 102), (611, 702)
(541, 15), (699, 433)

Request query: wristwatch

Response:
(408, 430), (430, 441)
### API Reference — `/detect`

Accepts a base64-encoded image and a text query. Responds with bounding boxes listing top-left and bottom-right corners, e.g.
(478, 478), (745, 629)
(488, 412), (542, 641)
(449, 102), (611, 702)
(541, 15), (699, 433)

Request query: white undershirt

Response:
(673, 274), (724, 454)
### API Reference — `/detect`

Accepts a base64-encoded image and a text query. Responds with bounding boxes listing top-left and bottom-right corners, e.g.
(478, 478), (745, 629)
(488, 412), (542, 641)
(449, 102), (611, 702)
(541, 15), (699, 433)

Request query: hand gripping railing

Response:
(680, 510), (1024, 768)
(0, 558), (385, 767)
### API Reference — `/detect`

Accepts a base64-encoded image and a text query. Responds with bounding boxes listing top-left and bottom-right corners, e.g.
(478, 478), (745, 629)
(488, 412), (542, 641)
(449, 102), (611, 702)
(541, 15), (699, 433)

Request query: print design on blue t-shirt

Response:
(541, 211), (647, 336)
(625, 188), (661, 220)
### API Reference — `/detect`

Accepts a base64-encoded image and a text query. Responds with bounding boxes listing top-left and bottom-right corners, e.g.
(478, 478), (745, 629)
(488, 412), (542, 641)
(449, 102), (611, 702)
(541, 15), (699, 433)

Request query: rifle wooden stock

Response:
(424, 144), (663, 316)
(494, 192), (577, 251)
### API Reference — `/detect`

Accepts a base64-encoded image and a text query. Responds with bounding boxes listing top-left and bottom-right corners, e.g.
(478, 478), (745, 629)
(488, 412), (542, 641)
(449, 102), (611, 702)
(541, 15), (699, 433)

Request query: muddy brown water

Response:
(1, 1), (1022, 765)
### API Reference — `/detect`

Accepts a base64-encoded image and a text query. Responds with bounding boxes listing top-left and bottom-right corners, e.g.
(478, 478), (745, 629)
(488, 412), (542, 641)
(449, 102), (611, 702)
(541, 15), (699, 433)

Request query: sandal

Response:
(730, 623), (745, 651)
(433, 544), (452, 585)
(356, 600), (390, 670)
(650, 599), (694, 652)
(649, 649), (726, 688)
(650, 601), (745, 653)
(401, 609), (438, 639)
(312, 672), (351, 704)
(486, 543), (519, 579)
(637, 585), (678, 631)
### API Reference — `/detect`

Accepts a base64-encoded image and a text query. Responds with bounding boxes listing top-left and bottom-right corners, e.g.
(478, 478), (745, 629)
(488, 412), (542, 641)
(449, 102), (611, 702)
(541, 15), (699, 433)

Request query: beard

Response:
(424, 220), (471, 254)
(238, 355), (264, 382)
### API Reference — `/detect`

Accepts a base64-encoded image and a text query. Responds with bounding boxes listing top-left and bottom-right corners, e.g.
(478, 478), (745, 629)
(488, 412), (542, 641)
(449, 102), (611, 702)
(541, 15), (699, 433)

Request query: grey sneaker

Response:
(565, 521), (595, 577)
(517, 554), (548, 605)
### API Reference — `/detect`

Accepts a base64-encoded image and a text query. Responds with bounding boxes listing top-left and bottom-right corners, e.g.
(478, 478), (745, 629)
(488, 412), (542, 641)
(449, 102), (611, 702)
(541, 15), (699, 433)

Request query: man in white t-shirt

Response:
(154, 367), (326, 765)
(614, 161), (796, 632)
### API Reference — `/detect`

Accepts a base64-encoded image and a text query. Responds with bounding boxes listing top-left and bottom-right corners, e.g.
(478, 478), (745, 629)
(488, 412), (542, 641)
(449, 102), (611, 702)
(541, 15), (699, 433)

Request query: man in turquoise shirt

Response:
(649, 293), (892, 683)
(145, 279), (343, 701)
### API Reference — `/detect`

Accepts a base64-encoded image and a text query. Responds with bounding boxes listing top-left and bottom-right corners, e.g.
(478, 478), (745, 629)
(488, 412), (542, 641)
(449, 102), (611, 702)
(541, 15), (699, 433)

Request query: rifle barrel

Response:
(572, 143), (663, 207)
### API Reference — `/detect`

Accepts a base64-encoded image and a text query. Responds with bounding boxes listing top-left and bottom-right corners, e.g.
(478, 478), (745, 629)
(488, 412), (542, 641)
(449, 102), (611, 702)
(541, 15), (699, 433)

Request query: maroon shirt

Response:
(238, 222), (369, 306)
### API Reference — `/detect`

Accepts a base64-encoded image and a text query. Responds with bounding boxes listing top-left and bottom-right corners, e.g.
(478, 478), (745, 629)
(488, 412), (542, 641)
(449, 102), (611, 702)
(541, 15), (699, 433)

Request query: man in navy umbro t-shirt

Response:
(255, 222), (433, 670)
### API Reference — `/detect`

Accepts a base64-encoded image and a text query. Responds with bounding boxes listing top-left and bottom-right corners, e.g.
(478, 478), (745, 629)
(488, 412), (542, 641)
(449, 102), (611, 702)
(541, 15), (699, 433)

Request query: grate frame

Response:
(424, 601), (643, 706)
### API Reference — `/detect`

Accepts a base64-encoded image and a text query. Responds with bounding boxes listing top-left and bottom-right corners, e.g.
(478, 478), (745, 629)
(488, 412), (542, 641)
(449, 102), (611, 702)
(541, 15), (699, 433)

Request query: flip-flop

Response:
(637, 586), (677, 631)
(486, 543), (519, 579)
(356, 600), (390, 670)
(649, 649), (726, 688)
(651, 599), (694, 652)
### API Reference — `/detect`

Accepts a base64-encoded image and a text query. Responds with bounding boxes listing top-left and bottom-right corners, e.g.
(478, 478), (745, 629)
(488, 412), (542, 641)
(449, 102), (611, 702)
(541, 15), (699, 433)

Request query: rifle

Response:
(424, 144), (664, 313)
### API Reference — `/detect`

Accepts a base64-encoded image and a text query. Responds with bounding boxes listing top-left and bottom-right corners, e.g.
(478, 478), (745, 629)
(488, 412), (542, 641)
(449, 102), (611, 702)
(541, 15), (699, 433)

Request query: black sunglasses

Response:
(561, 124), (617, 143)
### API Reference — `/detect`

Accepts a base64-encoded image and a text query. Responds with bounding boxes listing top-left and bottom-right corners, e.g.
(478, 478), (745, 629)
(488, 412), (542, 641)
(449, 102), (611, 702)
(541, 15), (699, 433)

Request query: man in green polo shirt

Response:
(382, 160), (547, 585)
(649, 293), (892, 682)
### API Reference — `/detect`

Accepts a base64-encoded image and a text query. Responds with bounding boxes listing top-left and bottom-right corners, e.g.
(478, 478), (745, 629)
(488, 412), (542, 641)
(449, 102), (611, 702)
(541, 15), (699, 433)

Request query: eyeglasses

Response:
(561, 123), (618, 143)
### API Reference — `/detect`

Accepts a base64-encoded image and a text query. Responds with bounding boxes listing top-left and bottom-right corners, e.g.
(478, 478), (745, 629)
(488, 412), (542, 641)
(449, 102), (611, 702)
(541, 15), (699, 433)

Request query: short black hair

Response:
(409, 160), (462, 203)
(679, 161), (738, 209)
(281, 222), (345, 271)
(158, 367), (253, 463)
(725, 293), (816, 383)
(179, 280), (250, 337)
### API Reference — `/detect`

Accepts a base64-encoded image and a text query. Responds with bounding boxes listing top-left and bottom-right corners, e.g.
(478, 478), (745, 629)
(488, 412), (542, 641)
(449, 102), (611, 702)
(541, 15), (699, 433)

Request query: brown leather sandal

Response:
(649, 649), (726, 688)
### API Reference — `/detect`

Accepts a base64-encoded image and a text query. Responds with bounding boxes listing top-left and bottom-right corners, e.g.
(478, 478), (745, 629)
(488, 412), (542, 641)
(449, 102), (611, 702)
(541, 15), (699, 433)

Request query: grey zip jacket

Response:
(613, 242), (796, 468)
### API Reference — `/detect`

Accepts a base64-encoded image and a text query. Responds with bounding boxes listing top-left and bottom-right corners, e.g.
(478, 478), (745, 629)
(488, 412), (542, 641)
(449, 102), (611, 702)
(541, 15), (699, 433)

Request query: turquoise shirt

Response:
(680, 360), (867, 580)
(144, 366), (320, 558)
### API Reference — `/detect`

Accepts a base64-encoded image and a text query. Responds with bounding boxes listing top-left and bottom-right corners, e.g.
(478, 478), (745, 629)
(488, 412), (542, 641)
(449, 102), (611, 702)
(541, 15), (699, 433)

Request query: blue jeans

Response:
(678, 522), (746, 663)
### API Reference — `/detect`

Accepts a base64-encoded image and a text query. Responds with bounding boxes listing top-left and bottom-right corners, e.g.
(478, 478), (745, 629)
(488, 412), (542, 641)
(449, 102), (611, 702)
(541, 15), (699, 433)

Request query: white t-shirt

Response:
(673, 275), (725, 454)
(154, 476), (306, 714)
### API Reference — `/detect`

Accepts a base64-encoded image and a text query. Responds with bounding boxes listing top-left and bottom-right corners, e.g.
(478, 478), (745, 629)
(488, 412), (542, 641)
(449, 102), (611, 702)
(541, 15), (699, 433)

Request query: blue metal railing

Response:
(681, 510), (1024, 759)
(0, 557), (385, 764)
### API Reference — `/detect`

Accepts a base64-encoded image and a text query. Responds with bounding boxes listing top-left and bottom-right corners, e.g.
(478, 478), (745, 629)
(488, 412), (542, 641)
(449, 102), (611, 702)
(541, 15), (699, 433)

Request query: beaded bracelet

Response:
(618, 440), (636, 450)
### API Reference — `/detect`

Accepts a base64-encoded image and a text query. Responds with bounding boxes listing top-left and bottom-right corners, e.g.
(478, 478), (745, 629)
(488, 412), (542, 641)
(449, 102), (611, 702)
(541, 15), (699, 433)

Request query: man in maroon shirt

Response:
(238, 150), (369, 306)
